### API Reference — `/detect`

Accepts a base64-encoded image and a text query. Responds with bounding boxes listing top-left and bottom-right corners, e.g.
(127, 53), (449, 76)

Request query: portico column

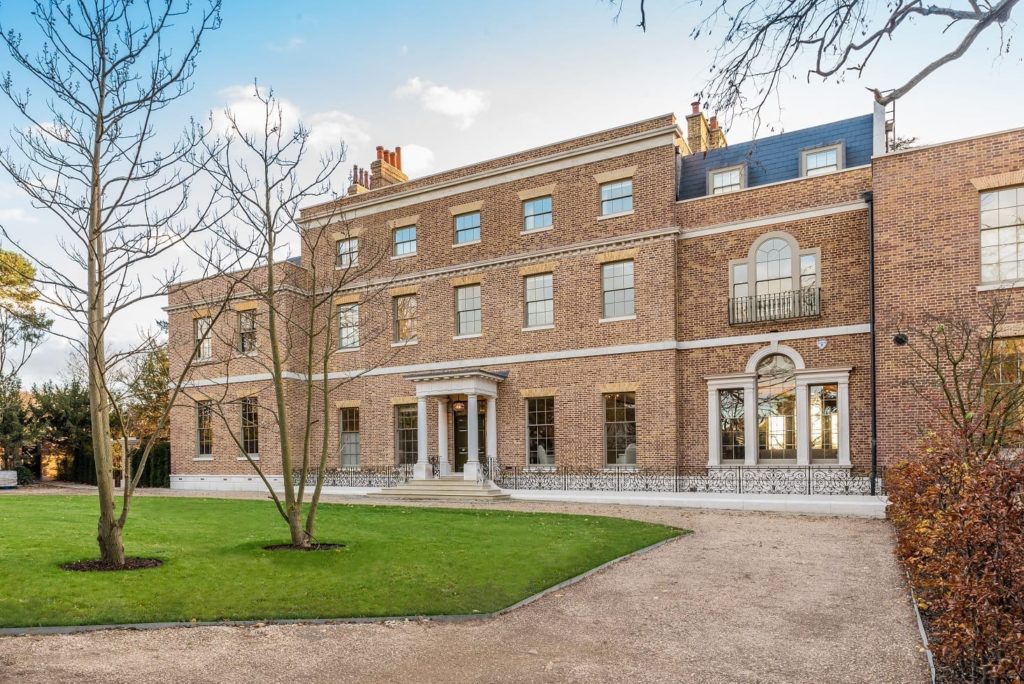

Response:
(837, 379), (851, 466)
(464, 393), (480, 481)
(486, 396), (497, 468)
(796, 379), (810, 465)
(413, 396), (431, 480)
(437, 398), (450, 476)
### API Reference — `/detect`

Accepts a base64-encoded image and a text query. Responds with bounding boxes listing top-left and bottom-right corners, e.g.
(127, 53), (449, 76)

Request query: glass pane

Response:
(810, 384), (839, 461)
(756, 355), (796, 461)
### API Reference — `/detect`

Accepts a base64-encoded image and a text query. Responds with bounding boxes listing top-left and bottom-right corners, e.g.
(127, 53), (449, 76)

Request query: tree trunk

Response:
(87, 93), (124, 566)
(97, 509), (125, 566)
(288, 506), (309, 548)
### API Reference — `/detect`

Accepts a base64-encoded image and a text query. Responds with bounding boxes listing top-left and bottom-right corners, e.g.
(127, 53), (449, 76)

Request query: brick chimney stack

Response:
(347, 164), (371, 195)
(370, 145), (408, 188)
(685, 101), (727, 153)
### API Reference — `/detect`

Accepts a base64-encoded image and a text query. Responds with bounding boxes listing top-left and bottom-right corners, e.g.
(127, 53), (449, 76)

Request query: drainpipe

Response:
(862, 190), (878, 495)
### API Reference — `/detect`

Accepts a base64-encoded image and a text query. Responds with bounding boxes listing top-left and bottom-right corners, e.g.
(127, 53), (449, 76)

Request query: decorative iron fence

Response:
(295, 465), (411, 488)
(296, 464), (883, 496)
(493, 465), (883, 496)
(729, 287), (820, 325)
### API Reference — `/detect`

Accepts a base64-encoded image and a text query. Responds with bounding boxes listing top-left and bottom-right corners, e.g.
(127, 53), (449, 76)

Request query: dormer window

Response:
(709, 165), (745, 195)
(801, 144), (844, 177)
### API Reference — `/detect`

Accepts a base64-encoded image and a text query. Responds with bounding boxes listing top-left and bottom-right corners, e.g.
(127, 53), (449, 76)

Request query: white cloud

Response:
(0, 208), (38, 224)
(213, 85), (302, 137)
(266, 36), (305, 53)
(395, 77), (489, 128)
(307, 110), (371, 159)
(397, 144), (435, 176)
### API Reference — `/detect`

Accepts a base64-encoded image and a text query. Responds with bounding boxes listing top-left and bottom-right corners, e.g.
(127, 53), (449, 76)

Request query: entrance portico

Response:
(405, 368), (507, 481)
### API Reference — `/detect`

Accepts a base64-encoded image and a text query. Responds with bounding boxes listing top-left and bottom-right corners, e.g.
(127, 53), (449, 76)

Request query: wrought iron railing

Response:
(294, 465), (411, 488)
(729, 287), (820, 325)
(492, 465), (883, 496)
(298, 464), (882, 496)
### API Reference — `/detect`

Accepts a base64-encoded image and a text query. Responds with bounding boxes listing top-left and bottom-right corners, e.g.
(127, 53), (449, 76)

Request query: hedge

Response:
(59, 441), (170, 488)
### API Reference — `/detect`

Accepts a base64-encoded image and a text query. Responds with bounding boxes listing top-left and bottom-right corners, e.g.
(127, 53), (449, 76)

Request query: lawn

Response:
(0, 495), (682, 627)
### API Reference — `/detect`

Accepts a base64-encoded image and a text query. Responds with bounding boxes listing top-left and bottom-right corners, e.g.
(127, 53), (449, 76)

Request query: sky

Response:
(0, 0), (1022, 386)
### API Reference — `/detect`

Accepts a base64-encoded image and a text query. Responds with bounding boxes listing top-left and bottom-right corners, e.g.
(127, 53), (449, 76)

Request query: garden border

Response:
(0, 532), (685, 636)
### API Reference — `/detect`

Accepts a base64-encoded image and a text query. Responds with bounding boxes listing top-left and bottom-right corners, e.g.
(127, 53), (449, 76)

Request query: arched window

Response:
(755, 238), (793, 295)
(756, 354), (797, 461)
(729, 232), (821, 324)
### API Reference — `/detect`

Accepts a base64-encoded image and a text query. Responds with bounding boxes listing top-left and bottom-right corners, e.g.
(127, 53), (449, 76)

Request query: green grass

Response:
(0, 495), (682, 627)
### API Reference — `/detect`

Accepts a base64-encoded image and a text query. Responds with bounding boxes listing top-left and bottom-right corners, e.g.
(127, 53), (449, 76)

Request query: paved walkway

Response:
(0, 487), (929, 683)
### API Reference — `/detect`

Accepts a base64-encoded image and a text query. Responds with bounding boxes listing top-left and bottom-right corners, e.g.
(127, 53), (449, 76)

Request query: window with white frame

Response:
(600, 179), (633, 216)
(240, 396), (259, 457)
(705, 346), (851, 467)
(336, 238), (358, 268)
(393, 294), (417, 342)
(238, 310), (257, 354)
(454, 211), (481, 244)
(757, 354), (797, 461)
(604, 392), (637, 466)
(523, 196), (552, 231)
(728, 232), (821, 324)
(196, 400), (213, 457)
(394, 404), (418, 465)
(455, 284), (481, 336)
(195, 316), (212, 361)
(526, 396), (555, 466)
(601, 260), (635, 319)
(709, 166), (744, 195)
(718, 388), (745, 462)
(340, 407), (360, 467)
(393, 225), (416, 257)
(801, 144), (843, 177)
(980, 186), (1024, 284)
(338, 303), (359, 349)
(524, 273), (553, 328)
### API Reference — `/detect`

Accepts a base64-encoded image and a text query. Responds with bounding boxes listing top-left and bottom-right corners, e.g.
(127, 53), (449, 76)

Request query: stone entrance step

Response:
(367, 477), (510, 501)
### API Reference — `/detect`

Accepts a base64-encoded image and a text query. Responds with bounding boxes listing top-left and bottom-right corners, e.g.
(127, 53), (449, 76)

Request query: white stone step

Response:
(368, 477), (511, 500)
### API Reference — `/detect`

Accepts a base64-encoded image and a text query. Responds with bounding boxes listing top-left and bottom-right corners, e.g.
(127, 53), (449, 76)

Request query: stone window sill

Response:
(391, 252), (417, 261)
(391, 339), (418, 347)
(453, 333), (482, 340)
(335, 347), (360, 354)
(597, 210), (634, 221)
(977, 280), (1024, 292)
(453, 239), (481, 248)
(522, 324), (554, 332)
(599, 315), (636, 324)
(237, 455), (260, 461)
(193, 456), (214, 462)
(521, 226), (553, 236)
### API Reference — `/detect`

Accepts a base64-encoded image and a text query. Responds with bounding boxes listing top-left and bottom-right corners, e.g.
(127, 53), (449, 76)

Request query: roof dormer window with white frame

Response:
(708, 164), (746, 195)
(801, 143), (844, 177)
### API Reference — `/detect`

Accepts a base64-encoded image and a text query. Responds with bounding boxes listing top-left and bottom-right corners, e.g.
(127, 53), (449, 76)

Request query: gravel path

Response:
(0, 487), (929, 683)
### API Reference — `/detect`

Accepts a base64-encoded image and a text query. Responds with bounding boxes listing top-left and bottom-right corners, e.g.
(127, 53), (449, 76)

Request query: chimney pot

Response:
(376, 146), (384, 160)
(709, 116), (718, 130)
(691, 101), (701, 115)
(395, 146), (402, 170)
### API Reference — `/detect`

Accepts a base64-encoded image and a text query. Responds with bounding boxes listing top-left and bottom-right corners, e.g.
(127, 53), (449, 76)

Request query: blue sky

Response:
(1, 0), (1021, 384)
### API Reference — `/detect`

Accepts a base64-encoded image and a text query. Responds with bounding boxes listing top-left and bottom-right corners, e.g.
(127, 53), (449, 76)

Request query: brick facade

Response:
(166, 109), (1024, 488)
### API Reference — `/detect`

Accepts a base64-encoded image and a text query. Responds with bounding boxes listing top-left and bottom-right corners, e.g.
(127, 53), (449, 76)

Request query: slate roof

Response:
(677, 114), (874, 200)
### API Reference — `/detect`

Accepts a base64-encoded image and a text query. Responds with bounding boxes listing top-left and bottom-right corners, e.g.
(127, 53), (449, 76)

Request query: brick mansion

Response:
(167, 102), (1024, 497)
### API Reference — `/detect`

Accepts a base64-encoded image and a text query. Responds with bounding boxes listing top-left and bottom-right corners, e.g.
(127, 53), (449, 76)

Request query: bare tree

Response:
(182, 86), (396, 548)
(0, 0), (223, 566)
(898, 297), (1024, 457)
(612, 0), (1019, 124)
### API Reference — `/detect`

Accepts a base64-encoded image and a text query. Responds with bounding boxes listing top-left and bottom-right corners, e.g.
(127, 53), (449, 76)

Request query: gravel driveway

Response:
(0, 490), (929, 683)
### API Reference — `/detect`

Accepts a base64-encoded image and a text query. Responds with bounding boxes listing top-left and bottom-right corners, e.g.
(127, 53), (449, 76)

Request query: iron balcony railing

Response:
(729, 287), (820, 325)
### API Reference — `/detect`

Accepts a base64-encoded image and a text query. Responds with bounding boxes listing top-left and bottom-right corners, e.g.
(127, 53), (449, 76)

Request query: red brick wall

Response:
(872, 129), (1024, 466)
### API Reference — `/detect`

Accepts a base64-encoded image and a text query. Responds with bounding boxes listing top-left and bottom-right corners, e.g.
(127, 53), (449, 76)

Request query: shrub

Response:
(888, 434), (1024, 681)
(15, 465), (34, 486)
